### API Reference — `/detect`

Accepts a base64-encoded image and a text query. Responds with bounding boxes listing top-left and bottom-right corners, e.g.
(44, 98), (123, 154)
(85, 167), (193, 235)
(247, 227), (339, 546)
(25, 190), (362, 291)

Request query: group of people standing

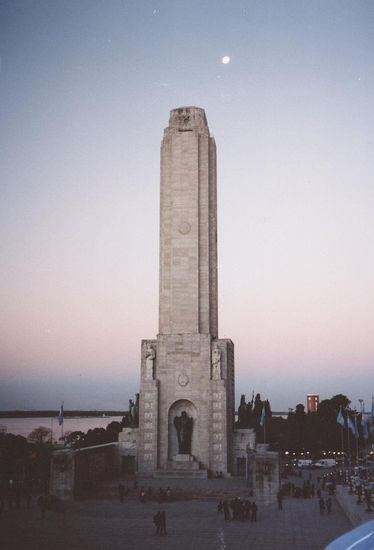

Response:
(280, 469), (337, 517)
(0, 478), (50, 519)
(218, 498), (258, 522)
(319, 496), (333, 515)
(153, 510), (167, 535)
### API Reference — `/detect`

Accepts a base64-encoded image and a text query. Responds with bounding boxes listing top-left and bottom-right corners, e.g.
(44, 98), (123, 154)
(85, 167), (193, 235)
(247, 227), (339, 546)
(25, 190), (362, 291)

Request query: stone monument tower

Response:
(137, 107), (235, 476)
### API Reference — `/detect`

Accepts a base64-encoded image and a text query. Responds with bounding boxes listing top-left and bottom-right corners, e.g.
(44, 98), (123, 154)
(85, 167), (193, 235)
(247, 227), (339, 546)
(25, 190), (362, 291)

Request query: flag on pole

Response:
(337, 408), (345, 427)
(58, 403), (64, 426)
(371, 396), (374, 421)
(362, 415), (369, 440)
(260, 404), (266, 427)
(347, 415), (357, 437)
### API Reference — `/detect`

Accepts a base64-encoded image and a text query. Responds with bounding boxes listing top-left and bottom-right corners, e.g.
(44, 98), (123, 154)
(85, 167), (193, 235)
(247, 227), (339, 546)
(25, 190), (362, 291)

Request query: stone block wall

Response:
(50, 442), (119, 501)
(252, 444), (280, 505)
(138, 333), (235, 475)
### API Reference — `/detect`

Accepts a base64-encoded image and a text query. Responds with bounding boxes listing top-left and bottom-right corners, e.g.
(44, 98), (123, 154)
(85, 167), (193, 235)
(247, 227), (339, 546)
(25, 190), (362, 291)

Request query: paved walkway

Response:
(0, 488), (352, 550)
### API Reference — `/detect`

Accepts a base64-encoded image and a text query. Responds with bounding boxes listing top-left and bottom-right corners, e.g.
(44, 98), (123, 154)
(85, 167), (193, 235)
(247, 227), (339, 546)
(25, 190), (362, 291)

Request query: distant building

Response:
(307, 394), (319, 413)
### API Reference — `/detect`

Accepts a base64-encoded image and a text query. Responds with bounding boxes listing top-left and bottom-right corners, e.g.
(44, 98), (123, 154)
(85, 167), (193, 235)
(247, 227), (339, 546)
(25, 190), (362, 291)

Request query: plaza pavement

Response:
(1, 475), (353, 550)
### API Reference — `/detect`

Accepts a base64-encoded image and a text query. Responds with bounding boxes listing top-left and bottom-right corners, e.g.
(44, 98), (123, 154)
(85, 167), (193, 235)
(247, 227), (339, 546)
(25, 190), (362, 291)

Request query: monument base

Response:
(153, 469), (208, 479)
(153, 453), (207, 478)
(172, 454), (199, 470)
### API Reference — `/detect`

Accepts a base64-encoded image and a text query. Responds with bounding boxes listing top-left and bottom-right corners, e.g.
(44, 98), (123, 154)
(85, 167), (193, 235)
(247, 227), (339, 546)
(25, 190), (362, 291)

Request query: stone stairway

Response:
(153, 468), (208, 479)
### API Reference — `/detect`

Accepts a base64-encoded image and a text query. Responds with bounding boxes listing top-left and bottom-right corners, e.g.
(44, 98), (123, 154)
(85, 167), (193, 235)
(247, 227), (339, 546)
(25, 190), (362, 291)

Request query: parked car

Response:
(314, 459), (337, 468)
(297, 459), (313, 468)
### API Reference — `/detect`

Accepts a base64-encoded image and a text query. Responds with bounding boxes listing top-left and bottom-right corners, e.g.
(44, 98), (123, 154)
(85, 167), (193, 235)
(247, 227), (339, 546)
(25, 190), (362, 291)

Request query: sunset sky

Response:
(1, 1), (373, 412)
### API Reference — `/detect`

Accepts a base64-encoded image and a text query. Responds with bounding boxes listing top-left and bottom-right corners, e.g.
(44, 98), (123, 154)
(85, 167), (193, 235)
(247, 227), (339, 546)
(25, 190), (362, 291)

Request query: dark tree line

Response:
(0, 431), (52, 493)
(261, 394), (371, 455)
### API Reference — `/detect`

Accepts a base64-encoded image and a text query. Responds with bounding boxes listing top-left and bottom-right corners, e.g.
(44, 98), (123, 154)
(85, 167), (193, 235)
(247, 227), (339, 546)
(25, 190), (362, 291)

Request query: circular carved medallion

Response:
(178, 222), (191, 235)
(178, 372), (189, 387)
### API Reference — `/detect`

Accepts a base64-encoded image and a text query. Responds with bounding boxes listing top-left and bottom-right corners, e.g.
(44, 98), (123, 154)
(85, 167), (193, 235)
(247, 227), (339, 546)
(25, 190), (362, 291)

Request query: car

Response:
(297, 459), (313, 468)
(314, 459), (337, 468)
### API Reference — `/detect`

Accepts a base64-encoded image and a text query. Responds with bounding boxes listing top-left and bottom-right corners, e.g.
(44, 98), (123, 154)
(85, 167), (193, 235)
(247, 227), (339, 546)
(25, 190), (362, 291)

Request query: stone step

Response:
(153, 469), (208, 479)
(95, 482), (252, 502)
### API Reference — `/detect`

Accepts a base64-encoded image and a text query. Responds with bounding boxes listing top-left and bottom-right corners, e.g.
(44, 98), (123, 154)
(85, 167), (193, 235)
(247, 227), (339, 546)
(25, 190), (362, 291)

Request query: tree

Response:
(106, 421), (122, 441)
(318, 394), (350, 420)
(0, 433), (29, 479)
(28, 426), (52, 445)
(295, 404), (305, 416)
(84, 427), (108, 447)
(64, 430), (85, 449)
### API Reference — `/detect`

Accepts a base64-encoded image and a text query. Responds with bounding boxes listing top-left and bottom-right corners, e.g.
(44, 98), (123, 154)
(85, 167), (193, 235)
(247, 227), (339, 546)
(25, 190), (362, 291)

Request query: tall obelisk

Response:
(159, 107), (218, 337)
(138, 107), (234, 476)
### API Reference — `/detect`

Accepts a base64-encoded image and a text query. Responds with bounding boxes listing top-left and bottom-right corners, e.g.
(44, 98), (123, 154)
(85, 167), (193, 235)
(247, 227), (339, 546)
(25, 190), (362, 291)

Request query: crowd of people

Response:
(217, 498), (258, 522)
(0, 478), (50, 519)
(118, 480), (172, 504)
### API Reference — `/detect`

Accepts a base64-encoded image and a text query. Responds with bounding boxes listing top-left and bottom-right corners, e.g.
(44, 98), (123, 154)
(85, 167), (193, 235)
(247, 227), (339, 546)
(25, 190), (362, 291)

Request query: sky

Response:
(0, 0), (373, 412)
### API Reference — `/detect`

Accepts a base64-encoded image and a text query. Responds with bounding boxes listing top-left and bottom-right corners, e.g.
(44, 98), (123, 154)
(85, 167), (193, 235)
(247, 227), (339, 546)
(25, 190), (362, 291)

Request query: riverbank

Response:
(0, 415), (124, 441)
(0, 410), (126, 418)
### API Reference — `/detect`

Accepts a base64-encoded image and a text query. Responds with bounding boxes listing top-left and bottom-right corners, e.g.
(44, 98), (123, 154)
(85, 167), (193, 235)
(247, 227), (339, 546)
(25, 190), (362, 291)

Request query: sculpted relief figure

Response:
(145, 344), (156, 379)
(212, 344), (222, 380)
(174, 411), (193, 454)
(129, 399), (135, 426)
(134, 393), (139, 427)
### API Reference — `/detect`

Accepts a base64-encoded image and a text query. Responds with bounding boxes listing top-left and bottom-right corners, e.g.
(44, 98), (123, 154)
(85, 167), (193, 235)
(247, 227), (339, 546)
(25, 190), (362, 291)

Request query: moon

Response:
(221, 55), (231, 64)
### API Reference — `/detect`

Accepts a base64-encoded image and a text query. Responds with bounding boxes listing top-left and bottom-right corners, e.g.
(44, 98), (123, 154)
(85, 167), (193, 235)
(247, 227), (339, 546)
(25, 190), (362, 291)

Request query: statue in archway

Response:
(174, 411), (193, 454)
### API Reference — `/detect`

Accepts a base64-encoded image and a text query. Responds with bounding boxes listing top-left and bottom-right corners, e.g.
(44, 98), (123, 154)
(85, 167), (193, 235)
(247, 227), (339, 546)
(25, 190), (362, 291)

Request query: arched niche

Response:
(168, 399), (198, 460)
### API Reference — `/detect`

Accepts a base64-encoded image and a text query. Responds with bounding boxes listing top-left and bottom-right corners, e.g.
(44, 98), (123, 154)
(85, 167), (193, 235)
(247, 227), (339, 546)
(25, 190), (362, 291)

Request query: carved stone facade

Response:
(137, 107), (235, 476)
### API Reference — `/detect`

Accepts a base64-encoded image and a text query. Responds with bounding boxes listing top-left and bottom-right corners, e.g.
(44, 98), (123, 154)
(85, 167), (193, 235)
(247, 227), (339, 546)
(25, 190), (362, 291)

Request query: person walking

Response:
(223, 500), (230, 521)
(118, 483), (125, 503)
(245, 500), (251, 521)
(153, 511), (162, 535)
(23, 480), (32, 509)
(37, 495), (47, 519)
(319, 497), (325, 515)
(251, 501), (257, 522)
(326, 497), (332, 515)
(160, 511), (167, 535)
(277, 490), (283, 510)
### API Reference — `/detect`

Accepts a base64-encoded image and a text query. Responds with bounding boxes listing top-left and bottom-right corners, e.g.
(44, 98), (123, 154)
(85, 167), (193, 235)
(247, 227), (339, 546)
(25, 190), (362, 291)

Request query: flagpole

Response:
(340, 424), (344, 462)
(355, 411), (359, 462)
(347, 420), (351, 466)
(58, 402), (64, 445)
(264, 416), (266, 445)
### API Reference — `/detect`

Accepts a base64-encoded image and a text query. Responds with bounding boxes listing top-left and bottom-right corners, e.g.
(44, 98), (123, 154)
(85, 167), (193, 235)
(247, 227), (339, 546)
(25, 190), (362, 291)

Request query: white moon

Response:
(222, 55), (231, 64)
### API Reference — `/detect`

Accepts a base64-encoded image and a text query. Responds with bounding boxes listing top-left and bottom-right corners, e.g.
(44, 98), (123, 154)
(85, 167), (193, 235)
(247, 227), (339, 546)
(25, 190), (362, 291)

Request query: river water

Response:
(0, 416), (123, 443)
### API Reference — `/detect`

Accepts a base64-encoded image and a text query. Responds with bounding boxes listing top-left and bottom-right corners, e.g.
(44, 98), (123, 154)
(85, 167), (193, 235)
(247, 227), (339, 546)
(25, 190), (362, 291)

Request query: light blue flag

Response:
(260, 404), (266, 427)
(347, 415), (357, 437)
(337, 408), (345, 427)
(361, 415), (369, 440)
(58, 403), (64, 426)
